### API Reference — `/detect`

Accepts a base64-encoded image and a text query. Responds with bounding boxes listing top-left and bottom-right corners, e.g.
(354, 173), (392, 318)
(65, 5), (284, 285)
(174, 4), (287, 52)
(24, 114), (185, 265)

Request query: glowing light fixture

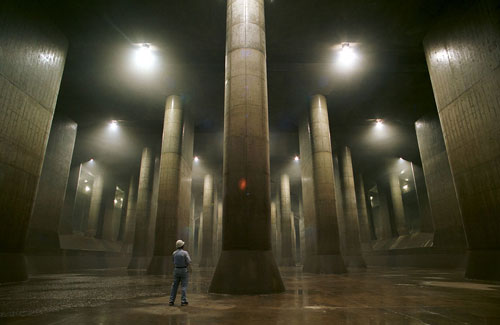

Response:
(399, 157), (404, 161)
(375, 119), (384, 129)
(109, 120), (118, 131)
(294, 155), (300, 161)
(114, 199), (118, 204)
(405, 178), (409, 182)
(369, 196), (374, 200)
(402, 184), (409, 191)
(89, 158), (94, 162)
(400, 170), (405, 175)
(194, 156), (199, 162)
(337, 43), (357, 68)
(134, 43), (155, 70)
(85, 186), (91, 192)
(84, 179), (88, 183)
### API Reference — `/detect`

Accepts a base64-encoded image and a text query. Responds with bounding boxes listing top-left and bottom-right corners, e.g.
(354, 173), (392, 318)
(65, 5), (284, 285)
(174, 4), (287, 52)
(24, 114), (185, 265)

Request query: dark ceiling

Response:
(33, 0), (448, 178)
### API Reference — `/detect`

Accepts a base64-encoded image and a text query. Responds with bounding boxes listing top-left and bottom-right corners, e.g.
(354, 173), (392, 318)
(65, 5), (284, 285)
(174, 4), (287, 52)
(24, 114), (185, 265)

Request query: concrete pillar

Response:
(291, 212), (297, 265)
(209, 0), (284, 294)
(280, 174), (295, 266)
(128, 147), (154, 269)
(216, 201), (223, 257)
(146, 155), (160, 257)
(148, 96), (194, 275)
(415, 113), (466, 249)
(102, 185), (120, 241)
(355, 173), (372, 250)
(389, 173), (409, 236)
(270, 202), (278, 255)
(212, 181), (219, 261)
(373, 184), (393, 240)
(333, 153), (346, 255)
(197, 213), (203, 261)
(123, 175), (138, 246)
(424, 0), (499, 279)
(26, 117), (77, 254)
(199, 174), (215, 266)
(0, 3), (67, 283)
(340, 147), (366, 267)
(189, 198), (196, 256)
(274, 195), (282, 263)
(304, 95), (346, 274)
(298, 206), (306, 264)
(86, 174), (104, 237)
(60, 165), (80, 235)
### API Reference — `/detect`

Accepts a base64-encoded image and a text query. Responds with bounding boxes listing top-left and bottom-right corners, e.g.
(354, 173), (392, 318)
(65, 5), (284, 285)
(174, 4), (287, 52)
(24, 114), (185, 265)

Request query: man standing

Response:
(169, 240), (191, 306)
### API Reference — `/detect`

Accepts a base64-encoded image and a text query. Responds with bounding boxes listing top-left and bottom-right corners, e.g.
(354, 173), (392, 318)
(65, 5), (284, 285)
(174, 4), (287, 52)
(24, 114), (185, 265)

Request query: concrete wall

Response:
(424, 0), (500, 280)
(0, 3), (67, 282)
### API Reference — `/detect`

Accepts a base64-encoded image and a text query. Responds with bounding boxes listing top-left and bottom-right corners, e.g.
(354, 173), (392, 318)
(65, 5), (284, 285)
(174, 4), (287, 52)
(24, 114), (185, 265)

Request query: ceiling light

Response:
(85, 186), (91, 192)
(375, 119), (384, 129)
(134, 43), (155, 70)
(294, 155), (300, 161)
(194, 156), (199, 162)
(109, 120), (118, 131)
(337, 43), (357, 68)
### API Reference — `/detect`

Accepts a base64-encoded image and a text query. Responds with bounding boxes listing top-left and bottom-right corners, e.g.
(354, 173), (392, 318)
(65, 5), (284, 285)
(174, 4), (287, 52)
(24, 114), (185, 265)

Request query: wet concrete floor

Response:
(1, 266), (499, 324)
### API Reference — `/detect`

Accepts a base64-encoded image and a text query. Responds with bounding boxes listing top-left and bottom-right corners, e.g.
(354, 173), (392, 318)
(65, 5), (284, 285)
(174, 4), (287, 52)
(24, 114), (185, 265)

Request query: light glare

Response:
(109, 120), (118, 131)
(85, 186), (91, 192)
(337, 43), (357, 68)
(294, 155), (300, 161)
(194, 156), (199, 162)
(134, 44), (155, 70)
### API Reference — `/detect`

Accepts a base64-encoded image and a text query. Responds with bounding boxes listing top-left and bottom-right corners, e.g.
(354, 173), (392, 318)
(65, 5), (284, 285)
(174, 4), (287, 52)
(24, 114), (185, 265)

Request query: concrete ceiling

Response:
(35, 0), (449, 176)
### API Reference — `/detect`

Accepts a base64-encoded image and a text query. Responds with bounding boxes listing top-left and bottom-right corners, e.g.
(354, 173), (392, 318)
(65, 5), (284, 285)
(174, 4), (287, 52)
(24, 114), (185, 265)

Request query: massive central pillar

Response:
(209, 0), (284, 293)
(303, 95), (346, 274)
(199, 174), (215, 266)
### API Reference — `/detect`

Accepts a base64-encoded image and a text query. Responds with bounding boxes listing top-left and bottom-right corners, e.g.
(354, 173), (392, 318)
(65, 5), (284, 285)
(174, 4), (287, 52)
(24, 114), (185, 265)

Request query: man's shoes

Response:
(181, 301), (188, 306)
(169, 301), (174, 306)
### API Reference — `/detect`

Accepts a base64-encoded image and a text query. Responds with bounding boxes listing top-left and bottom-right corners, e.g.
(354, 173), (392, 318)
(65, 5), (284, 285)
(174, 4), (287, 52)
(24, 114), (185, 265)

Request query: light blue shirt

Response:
(172, 249), (191, 267)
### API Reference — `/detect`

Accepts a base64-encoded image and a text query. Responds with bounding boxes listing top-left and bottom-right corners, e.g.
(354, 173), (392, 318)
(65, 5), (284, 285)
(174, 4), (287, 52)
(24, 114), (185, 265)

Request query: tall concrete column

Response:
(291, 212), (297, 265)
(216, 201), (223, 257)
(199, 174), (215, 266)
(424, 0), (500, 280)
(212, 182), (219, 261)
(270, 202), (278, 255)
(26, 117), (77, 253)
(340, 147), (366, 267)
(374, 184), (393, 240)
(355, 173), (372, 250)
(128, 147), (154, 269)
(189, 198), (196, 255)
(123, 175), (138, 246)
(274, 195), (282, 262)
(389, 173), (408, 236)
(415, 113), (465, 249)
(304, 95), (346, 274)
(210, 0), (284, 294)
(280, 174), (294, 266)
(197, 213), (203, 261)
(146, 155), (161, 257)
(87, 175), (104, 237)
(148, 96), (193, 275)
(0, 3), (67, 283)
(298, 206), (306, 264)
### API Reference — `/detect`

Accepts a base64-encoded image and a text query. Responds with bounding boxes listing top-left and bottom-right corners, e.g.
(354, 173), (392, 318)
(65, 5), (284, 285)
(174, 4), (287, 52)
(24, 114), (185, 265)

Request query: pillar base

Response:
(127, 256), (151, 270)
(343, 255), (367, 268)
(0, 253), (28, 283)
(303, 254), (347, 274)
(147, 256), (174, 275)
(465, 249), (500, 281)
(209, 250), (285, 294)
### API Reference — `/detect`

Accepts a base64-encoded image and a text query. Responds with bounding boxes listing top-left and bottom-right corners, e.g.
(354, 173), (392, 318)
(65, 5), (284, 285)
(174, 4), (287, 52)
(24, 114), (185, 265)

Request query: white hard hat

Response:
(176, 240), (185, 248)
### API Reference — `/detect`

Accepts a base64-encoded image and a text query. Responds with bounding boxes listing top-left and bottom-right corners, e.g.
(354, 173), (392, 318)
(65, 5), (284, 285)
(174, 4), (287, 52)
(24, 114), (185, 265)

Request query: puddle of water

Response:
(421, 281), (500, 291)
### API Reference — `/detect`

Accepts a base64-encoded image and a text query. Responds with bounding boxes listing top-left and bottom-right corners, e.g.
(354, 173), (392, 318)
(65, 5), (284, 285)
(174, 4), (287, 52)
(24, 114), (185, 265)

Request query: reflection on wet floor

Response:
(1, 266), (499, 324)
